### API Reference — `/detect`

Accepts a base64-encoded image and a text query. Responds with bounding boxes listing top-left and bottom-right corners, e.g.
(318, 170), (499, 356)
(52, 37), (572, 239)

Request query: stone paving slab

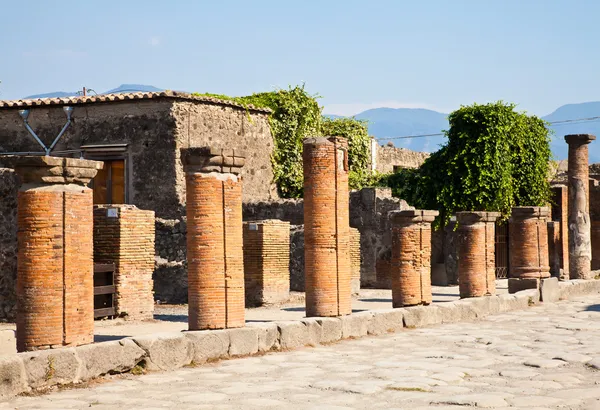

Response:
(0, 282), (510, 355)
(2, 293), (600, 409)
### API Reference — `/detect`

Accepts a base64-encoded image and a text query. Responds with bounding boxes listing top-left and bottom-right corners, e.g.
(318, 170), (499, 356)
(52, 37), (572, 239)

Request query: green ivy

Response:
(385, 101), (552, 226)
(193, 86), (376, 197)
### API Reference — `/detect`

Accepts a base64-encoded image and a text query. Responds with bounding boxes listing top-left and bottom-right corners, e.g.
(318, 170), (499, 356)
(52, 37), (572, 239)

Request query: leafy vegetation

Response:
(385, 101), (552, 226)
(194, 85), (377, 197)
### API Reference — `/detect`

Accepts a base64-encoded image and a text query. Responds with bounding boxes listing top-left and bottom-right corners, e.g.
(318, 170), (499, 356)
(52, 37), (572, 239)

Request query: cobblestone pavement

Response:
(3, 294), (600, 410)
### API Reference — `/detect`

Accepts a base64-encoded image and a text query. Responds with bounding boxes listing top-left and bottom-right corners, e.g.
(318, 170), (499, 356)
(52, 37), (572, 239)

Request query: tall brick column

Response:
(182, 147), (245, 330)
(456, 212), (500, 298)
(303, 137), (351, 317)
(550, 185), (569, 279)
(12, 156), (102, 352)
(507, 207), (550, 293)
(565, 134), (595, 279)
(389, 210), (438, 307)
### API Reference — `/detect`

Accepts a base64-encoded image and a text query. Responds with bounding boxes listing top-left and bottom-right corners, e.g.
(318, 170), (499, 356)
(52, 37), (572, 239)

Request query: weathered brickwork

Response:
(303, 137), (351, 317)
(183, 148), (245, 330)
(550, 185), (569, 279)
(565, 134), (595, 279)
(548, 221), (561, 278)
(0, 169), (18, 322)
(94, 205), (155, 320)
(243, 220), (290, 307)
(508, 207), (550, 293)
(349, 228), (361, 294)
(456, 212), (499, 299)
(12, 156), (101, 352)
(589, 180), (600, 271)
(389, 210), (438, 307)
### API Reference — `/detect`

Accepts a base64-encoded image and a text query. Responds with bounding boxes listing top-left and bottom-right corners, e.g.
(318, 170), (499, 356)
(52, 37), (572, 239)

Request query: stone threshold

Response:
(1, 278), (599, 400)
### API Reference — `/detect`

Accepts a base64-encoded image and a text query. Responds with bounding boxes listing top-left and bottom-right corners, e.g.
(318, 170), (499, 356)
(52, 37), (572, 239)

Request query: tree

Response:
(387, 101), (552, 225)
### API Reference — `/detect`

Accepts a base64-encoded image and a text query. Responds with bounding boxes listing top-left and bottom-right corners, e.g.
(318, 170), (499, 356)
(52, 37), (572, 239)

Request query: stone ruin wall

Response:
(0, 169), (18, 322)
(374, 144), (430, 174)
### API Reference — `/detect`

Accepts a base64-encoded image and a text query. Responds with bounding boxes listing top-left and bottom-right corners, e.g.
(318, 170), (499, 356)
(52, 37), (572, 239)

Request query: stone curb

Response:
(1, 279), (599, 400)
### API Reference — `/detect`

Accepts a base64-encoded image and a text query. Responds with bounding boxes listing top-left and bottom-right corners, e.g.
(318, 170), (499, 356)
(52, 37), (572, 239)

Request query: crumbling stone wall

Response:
(0, 169), (18, 322)
(349, 188), (412, 288)
(374, 144), (430, 174)
(290, 225), (305, 292)
(0, 97), (274, 219)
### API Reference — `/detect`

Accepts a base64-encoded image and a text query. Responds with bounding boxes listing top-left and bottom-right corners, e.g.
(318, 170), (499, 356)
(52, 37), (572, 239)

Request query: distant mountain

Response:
(24, 84), (163, 99)
(102, 84), (163, 94)
(542, 102), (600, 163)
(24, 91), (77, 99)
(331, 101), (600, 161)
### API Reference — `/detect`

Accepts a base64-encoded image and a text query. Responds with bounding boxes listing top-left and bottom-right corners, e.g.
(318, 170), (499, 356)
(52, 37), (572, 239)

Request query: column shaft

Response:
(303, 137), (351, 317)
(389, 210), (438, 307)
(182, 148), (245, 330)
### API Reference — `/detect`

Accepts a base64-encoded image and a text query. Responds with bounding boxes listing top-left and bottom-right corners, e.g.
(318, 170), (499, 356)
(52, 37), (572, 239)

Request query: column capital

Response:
(456, 211), (501, 224)
(510, 206), (550, 220)
(2, 156), (102, 186)
(389, 209), (439, 225)
(180, 147), (245, 175)
(565, 134), (596, 145)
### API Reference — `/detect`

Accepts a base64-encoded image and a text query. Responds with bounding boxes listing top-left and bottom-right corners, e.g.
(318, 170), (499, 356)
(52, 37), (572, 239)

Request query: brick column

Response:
(389, 210), (438, 307)
(565, 134), (595, 279)
(12, 156), (102, 352)
(303, 137), (351, 317)
(456, 212), (500, 298)
(182, 147), (245, 330)
(349, 227), (361, 294)
(242, 219), (290, 307)
(550, 185), (569, 279)
(507, 207), (550, 293)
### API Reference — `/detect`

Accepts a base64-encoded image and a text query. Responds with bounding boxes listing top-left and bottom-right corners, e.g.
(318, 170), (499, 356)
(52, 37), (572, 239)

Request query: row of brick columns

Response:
(10, 132), (598, 350)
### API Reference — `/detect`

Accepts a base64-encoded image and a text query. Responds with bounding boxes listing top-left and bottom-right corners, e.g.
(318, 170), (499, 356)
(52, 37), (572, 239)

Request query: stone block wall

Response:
(243, 220), (290, 306)
(374, 144), (430, 174)
(290, 225), (305, 292)
(0, 169), (18, 322)
(94, 205), (155, 320)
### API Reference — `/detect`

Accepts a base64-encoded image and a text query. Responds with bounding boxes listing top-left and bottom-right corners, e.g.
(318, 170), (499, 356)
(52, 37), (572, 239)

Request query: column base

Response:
(508, 278), (540, 294)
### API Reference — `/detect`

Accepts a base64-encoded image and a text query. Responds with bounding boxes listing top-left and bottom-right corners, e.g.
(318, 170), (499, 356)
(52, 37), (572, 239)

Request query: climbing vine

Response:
(385, 101), (552, 226)
(194, 85), (375, 197)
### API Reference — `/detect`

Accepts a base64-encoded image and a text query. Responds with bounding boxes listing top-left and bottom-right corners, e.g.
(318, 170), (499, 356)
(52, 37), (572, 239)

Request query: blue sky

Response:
(1, 0), (598, 116)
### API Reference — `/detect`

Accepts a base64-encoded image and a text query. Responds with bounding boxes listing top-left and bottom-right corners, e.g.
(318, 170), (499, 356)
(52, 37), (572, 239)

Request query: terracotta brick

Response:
(508, 207), (551, 286)
(303, 137), (351, 317)
(349, 228), (361, 294)
(13, 157), (102, 352)
(243, 220), (290, 307)
(456, 212), (500, 298)
(550, 185), (569, 279)
(93, 205), (155, 320)
(389, 210), (438, 307)
(182, 148), (245, 330)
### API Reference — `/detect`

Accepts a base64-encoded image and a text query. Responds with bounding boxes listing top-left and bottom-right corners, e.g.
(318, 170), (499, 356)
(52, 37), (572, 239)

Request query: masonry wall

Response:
(0, 169), (18, 322)
(0, 99), (275, 218)
(94, 205), (155, 320)
(374, 144), (430, 174)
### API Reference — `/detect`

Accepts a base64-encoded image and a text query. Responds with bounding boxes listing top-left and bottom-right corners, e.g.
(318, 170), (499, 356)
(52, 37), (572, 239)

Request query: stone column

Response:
(182, 147), (245, 330)
(303, 137), (351, 317)
(456, 212), (500, 298)
(565, 134), (596, 279)
(12, 156), (102, 352)
(550, 186), (569, 280)
(507, 207), (550, 293)
(389, 209), (439, 307)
